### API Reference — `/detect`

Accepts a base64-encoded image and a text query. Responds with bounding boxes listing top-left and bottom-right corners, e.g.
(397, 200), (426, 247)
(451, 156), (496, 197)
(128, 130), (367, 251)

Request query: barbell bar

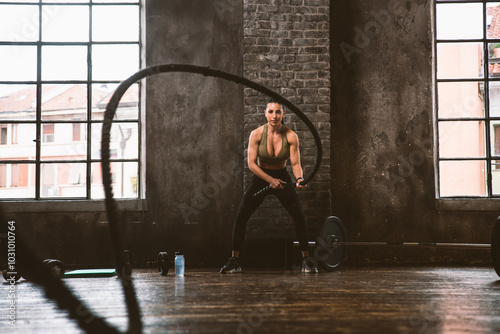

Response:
(295, 216), (500, 277)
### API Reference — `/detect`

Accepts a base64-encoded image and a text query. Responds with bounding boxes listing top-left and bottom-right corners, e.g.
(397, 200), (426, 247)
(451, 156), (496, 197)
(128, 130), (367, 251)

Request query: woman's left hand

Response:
(296, 180), (307, 189)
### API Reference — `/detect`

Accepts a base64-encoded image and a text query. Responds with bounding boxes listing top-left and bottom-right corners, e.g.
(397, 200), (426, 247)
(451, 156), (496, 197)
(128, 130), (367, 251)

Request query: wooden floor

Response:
(2, 266), (500, 333)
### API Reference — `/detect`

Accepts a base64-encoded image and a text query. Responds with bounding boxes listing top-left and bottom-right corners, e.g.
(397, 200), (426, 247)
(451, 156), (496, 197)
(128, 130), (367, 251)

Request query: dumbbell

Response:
(2, 259), (65, 281)
(158, 252), (169, 276)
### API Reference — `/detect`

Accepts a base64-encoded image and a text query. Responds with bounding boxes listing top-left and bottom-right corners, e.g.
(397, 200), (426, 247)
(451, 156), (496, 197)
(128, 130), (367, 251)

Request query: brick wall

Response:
(242, 0), (331, 240)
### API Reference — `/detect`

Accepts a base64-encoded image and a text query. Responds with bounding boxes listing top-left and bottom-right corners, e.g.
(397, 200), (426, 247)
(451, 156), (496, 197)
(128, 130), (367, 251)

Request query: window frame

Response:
(434, 0), (500, 200)
(0, 0), (143, 204)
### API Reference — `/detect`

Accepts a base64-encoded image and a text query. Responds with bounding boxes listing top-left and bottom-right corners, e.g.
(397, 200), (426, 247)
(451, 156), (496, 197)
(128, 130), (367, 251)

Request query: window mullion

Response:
(86, 3), (92, 199)
(483, 1), (493, 197)
(35, 0), (42, 200)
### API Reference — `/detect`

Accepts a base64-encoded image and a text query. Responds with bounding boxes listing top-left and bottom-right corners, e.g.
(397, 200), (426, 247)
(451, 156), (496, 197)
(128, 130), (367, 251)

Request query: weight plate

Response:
(315, 216), (347, 272)
(44, 260), (66, 278)
(114, 250), (133, 278)
(492, 216), (500, 277)
(158, 252), (169, 276)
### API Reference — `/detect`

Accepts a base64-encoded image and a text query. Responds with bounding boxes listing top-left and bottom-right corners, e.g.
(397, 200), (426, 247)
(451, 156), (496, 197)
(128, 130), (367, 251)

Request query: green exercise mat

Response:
(64, 268), (116, 278)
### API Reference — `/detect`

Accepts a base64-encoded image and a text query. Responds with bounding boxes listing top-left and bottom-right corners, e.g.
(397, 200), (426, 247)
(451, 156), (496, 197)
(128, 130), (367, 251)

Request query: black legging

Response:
(232, 168), (309, 252)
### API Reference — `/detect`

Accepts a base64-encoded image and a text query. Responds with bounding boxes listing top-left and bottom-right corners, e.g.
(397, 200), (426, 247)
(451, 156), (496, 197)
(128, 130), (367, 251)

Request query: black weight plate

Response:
(115, 250), (133, 277)
(492, 216), (500, 277)
(316, 216), (347, 272)
(45, 259), (66, 278)
(158, 252), (169, 276)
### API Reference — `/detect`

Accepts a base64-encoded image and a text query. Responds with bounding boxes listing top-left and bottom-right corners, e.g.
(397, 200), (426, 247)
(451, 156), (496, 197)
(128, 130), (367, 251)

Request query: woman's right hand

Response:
(269, 178), (285, 189)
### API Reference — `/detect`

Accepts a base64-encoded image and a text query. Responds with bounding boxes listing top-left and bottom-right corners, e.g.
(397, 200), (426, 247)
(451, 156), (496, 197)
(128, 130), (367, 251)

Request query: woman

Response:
(220, 100), (317, 273)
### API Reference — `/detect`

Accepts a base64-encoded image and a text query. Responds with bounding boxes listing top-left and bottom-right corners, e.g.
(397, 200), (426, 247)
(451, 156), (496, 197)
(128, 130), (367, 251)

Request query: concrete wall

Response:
(143, 0), (244, 266)
(331, 0), (494, 265)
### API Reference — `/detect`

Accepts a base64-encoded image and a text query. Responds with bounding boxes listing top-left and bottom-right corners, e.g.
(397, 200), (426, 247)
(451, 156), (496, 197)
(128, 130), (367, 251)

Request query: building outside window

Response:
(0, 0), (141, 200)
(435, 1), (500, 197)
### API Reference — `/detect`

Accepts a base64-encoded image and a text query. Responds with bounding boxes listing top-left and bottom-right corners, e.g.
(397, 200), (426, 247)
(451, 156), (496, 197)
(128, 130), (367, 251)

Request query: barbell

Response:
(302, 216), (500, 277)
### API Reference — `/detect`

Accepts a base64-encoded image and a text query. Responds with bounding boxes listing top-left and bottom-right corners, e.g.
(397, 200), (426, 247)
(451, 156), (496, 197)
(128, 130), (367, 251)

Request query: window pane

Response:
(0, 46), (37, 81)
(492, 162), (500, 194)
(41, 123), (87, 161)
(436, 3), (483, 40)
(0, 123), (36, 160)
(490, 81), (500, 117)
(439, 160), (487, 197)
(42, 5), (89, 42)
(490, 121), (500, 157)
(91, 122), (138, 159)
(0, 85), (37, 120)
(0, 5), (39, 42)
(92, 44), (139, 80)
(437, 82), (485, 118)
(41, 84), (88, 121)
(489, 43), (500, 79)
(41, 162), (86, 198)
(437, 43), (483, 79)
(439, 121), (485, 158)
(487, 3), (500, 39)
(92, 83), (139, 120)
(0, 163), (35, 199)
(91, 161), (138, 199)
(92, 5), (139, 42)
(42, 45), (88, 80)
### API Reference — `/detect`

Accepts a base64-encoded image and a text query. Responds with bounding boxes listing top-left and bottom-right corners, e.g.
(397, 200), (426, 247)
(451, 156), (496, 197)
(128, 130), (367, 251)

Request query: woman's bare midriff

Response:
(259, 162), (287, 170)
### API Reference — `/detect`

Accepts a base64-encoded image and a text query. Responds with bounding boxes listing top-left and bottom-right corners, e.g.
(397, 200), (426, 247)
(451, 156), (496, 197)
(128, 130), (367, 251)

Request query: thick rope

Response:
(0, 64), (323, 334)
(101, 64), (323, 333)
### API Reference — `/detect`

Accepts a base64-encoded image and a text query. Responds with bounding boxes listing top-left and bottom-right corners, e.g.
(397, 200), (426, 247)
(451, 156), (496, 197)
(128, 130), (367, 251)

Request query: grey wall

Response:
(143, 0), (244, 266)
(331, 0), (494, 265)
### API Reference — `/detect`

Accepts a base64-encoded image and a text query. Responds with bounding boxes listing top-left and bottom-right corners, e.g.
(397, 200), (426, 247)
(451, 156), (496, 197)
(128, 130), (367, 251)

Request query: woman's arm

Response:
(288, 130), (306, 188)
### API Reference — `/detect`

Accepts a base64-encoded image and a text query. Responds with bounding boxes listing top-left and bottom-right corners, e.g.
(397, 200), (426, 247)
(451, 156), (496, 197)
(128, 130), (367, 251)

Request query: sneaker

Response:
(220, 257), (241, 274)
(301, 256), (318, 273)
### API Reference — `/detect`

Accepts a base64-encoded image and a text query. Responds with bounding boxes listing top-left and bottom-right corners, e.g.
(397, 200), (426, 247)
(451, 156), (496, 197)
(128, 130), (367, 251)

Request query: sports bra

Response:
(258, 124), (290, 165)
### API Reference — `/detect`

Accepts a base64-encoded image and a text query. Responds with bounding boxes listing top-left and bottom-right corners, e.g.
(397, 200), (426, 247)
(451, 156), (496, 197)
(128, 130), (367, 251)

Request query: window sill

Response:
(0, 199), (147, 213)
(436, 198), (500, 211)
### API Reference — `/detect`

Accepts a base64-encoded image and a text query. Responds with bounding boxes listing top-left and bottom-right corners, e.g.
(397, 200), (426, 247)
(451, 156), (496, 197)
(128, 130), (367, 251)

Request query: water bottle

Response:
(175, 250), (185, 276)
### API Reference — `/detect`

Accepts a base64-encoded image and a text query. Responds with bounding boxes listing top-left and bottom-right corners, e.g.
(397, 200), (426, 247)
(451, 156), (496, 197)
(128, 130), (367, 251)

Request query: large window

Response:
(0, 0), (141, 200)
(435, 1), (500, 197)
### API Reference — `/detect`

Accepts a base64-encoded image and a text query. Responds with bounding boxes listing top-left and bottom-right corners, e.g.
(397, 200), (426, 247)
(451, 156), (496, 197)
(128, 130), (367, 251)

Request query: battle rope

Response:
(101, 64), (323, 333)
(0, 63), (323, 334)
